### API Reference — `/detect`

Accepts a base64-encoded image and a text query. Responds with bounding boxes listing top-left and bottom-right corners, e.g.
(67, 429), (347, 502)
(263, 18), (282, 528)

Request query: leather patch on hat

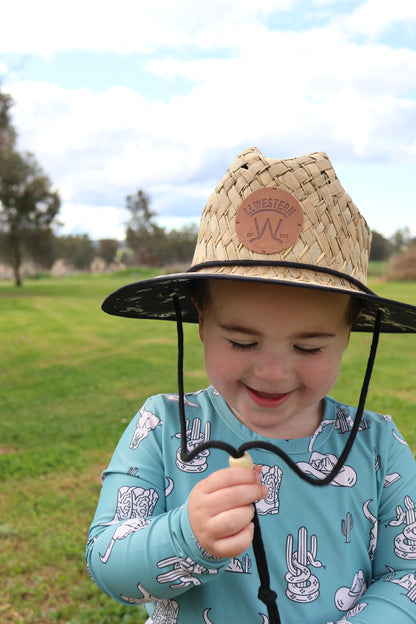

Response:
(235, 187), (303, 254)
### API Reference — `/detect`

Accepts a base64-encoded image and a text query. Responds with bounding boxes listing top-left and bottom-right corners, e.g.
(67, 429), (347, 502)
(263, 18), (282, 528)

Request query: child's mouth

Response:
(245, 385), (292, 408)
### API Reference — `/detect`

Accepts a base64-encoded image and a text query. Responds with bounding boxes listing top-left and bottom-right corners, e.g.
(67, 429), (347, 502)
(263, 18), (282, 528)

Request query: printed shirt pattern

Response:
(86, 387), (416, 623)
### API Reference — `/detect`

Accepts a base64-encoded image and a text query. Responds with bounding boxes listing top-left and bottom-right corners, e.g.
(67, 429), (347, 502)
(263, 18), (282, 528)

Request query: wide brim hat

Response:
(102, 147), (416, 333)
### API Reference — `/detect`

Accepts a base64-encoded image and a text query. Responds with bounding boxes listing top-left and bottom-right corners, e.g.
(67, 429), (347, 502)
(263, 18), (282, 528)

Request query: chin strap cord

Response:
(252, 509), (281, 623)
(173, 295), (382, 624)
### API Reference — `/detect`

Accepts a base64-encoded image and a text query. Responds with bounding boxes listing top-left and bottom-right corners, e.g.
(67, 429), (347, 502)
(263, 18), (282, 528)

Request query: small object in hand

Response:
(229, 451), (254, 470)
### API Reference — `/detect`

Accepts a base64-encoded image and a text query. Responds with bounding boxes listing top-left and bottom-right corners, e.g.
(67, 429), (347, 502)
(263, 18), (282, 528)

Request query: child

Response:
(86, 148), (416, 624)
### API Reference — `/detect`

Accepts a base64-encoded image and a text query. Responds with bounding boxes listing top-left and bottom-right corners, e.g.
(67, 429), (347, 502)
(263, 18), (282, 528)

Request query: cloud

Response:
(57, 203), (130, 239)
(1, 0), (295, 57)
(340, 0), (416, 38)
(2, 0), (416, 59)
(3, 0), (416, 239)
(2, 0), (416, 57)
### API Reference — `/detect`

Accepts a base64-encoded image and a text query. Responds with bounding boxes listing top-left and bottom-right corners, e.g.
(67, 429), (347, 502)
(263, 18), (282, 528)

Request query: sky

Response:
(1, 0), (416, 241)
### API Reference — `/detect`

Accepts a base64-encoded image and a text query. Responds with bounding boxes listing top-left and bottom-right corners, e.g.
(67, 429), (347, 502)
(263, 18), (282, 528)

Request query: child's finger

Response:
(207, 504), (256, 540)
(197, 481), (267, 518)
(188, 467), (268, 558)
(207, 521), (255, 559)
(202, 465), (263, 493)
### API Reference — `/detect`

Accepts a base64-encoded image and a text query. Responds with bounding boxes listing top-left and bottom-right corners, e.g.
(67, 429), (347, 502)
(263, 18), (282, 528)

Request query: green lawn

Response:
(1, 271), (416, 623)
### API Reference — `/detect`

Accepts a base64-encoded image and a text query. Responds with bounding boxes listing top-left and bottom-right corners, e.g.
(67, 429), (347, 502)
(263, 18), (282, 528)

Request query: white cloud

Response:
(341, 0), (416, 38)
(1, 0), (295, 57)
(7, 21), (416, 204)
(2, 0), (416, 59)
(3, 1), (416, 239)
(1, 2), (187, 56)
(57, 202), (130, 239)
(0, 61), (9, 77)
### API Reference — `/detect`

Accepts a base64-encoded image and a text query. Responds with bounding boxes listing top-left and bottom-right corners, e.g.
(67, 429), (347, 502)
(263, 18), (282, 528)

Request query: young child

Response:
(86, 148), (416, 624)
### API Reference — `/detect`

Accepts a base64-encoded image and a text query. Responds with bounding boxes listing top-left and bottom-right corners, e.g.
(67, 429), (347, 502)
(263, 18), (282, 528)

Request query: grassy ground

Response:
(1, 271), (416, 623)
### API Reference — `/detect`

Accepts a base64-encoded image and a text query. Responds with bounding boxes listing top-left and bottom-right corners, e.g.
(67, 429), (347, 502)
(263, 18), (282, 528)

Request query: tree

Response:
(0, 90), (60, 285)
(55, 234), (95, 270)
(24, 228), (57, 269)
(390, 227), (414, 254)
(369, 230), (394, 261)
(0, 91), (16, 155)
(157, 224), (198, 266)
(0, 149), (60, 285)
(98, 239), (119, 265)
(124, 189), (198, 267)
(125, 190), (159, 265)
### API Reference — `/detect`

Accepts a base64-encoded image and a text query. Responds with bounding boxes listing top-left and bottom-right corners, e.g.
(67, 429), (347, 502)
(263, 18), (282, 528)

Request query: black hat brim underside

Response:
(101, 272), (416, 334)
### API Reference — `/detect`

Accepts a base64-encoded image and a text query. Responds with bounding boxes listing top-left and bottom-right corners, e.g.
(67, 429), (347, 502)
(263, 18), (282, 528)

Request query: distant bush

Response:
(368, 261), (388, 278)
(386, 245), (416, 281)
(370, 231), (394, 261)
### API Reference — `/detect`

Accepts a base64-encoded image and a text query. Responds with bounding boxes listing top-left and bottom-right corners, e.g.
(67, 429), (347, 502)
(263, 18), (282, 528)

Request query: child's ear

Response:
(197, 309), (205, 343)
(344, 329), (351, 350)
(191, 295), (205, 343)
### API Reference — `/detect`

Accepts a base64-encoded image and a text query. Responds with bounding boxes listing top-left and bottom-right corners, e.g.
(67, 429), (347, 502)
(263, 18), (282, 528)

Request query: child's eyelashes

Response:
(294, 345), (323, 355)
(227, 341), (322, 355)
(228, 340), (257, 351)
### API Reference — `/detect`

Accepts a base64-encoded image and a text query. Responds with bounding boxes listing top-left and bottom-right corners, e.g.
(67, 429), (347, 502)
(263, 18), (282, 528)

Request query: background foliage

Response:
(2, 88), (416, 287)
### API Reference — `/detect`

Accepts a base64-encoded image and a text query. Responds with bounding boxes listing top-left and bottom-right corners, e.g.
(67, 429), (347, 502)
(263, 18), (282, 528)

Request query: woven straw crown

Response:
(191, 147), (371, 293)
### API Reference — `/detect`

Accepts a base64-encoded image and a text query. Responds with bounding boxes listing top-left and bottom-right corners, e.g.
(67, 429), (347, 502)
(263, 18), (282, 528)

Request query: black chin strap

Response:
(173, 295), (382, 624)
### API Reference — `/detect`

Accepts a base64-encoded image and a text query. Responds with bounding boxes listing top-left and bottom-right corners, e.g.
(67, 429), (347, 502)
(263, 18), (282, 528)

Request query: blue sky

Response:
(1, 0), (416, 240)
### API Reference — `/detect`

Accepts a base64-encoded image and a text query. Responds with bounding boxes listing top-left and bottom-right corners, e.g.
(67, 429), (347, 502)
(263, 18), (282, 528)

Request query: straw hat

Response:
(102, 147), (416, 333)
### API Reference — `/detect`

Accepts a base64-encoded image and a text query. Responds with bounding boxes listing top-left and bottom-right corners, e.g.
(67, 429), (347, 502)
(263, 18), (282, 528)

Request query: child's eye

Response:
(229, 340), (257, 351)
(294, 345), (323, 355)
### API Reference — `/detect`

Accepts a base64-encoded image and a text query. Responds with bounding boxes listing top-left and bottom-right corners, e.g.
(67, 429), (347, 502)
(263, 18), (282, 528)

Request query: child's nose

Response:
(253, 354), (290, 381)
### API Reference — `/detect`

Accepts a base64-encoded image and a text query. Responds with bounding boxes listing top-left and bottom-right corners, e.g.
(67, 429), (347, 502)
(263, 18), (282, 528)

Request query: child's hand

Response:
(188, 465), (267, 559)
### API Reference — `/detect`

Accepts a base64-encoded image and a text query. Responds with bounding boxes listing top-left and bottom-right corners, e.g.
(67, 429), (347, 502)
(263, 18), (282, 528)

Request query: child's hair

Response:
(190, 278), (362, 327)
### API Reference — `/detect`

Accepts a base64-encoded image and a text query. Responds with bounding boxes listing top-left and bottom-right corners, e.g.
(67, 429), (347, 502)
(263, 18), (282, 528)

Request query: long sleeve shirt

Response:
(86, 387), (416, 623)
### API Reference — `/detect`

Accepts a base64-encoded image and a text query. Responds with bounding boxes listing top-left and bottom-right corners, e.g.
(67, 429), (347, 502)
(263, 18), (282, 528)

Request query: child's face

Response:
(198, 280), (351, 439)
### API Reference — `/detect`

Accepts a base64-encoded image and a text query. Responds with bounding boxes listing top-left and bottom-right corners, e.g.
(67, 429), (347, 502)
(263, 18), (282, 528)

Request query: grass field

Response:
(1, 270), (416, 623)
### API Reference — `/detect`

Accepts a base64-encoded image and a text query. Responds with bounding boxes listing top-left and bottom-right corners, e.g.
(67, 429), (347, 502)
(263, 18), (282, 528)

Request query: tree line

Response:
(1, 88), (415, 286)
(0, 89), (198, 285)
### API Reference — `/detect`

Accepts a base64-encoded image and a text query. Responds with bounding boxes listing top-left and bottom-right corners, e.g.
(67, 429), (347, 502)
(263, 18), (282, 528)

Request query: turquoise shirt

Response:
(86, 387), (416, 623)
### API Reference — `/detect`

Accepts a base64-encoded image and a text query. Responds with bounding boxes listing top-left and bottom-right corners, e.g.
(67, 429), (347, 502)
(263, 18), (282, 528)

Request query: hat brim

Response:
(102, 272), (416, 333)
